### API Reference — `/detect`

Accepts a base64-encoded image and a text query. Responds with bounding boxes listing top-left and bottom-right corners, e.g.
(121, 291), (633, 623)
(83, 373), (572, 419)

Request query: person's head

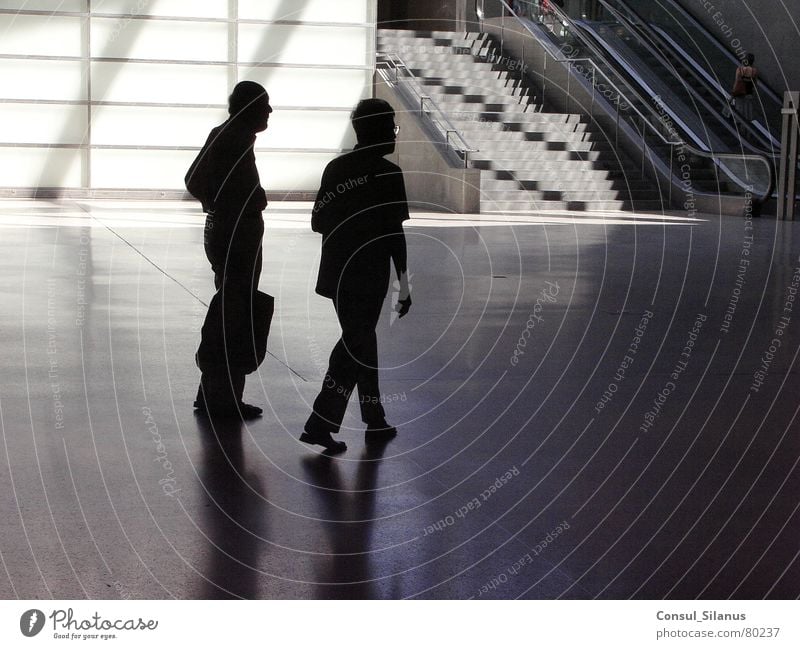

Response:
(743, 52), (755, 66)
(228, 81), (272, 132)
(351, 98), (397, 153)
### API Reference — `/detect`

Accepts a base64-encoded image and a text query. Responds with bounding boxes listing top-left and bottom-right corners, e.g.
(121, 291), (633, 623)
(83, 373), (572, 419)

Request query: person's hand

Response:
(395, 295), (412, 318)
(395, 271), (411, 318)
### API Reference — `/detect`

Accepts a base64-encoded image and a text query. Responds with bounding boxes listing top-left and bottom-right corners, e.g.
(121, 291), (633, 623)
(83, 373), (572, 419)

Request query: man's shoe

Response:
(300, 428), (347, 453)
(365, 420), (397, 444)
(195, 401), (261, 421)
(237, 402), (263, 419)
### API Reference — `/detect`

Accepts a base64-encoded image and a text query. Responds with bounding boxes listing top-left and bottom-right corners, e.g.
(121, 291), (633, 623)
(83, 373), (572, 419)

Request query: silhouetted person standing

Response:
(732, 53), (759, 122)
(301, 99), (412, 453)
(186, 81), (273, 419)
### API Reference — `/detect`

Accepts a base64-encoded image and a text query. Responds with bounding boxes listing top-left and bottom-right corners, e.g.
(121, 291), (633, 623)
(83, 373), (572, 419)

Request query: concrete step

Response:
(428, 92), (537, 109)
(390, 54), (490, 65)
(481, 198), (666, 212)
(450, 120), (591, 135)
(422, 93), (531, 106)
(377, 41), (488, 55)
(469, 139), (613, 153)
(451, 112), (586, 125)
(482, 168), (652, 184)
(377, 33), (485, 43)
(407, 62), (521, 74)
(378, 29), (485, 40)
(421, 87), (533, 104)
(464, 129), (607, 144)
(470, 134), (611, 147)
(422, 82), (530, 95)
(386, 52), (494, 65)
(480, 177), (654, 191)
(418, 79), (530, 95)
(470, 154), (637, 169)
(415, 73), (521, 87)
(425, 100), (534, 114)
(408, 70), (525, 84)
(482, 180), (618, 193)
(480, 188), (657, 201)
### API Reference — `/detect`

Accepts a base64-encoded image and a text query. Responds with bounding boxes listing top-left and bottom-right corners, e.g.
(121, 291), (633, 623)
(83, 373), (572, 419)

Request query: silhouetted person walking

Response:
(186, 80), (273, 419)
(301, 99), (412, 453)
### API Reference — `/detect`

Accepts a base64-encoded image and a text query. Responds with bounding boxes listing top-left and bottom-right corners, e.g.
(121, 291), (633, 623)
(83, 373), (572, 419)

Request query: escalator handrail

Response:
(575, 20), (709, 151)
(500, 0), (681, 148)
(595, 0), (777, 155)
(649, 25), (727, 96)
(551, 57), (683, 146)
(496, 0), (773, 200)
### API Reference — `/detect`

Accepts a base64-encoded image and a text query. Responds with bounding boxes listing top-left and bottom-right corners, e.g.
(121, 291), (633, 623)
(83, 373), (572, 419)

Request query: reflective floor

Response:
(0, 199), (798, 599)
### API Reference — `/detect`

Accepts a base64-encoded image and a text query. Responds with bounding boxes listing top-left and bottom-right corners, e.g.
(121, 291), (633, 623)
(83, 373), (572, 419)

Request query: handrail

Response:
(376, 51), (478, 167)
(494, 0), (773, 200)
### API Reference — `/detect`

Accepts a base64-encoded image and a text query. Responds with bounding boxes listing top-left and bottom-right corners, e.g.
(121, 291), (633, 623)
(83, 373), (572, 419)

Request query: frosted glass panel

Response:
(0, 59), (86, 101)
(92, 62), (229, 104)
(0, 7), (373, 191)
(0, 104), (88, 144)
(262, 110), (354, 150)
(256, 151), (334, 190)
(239, 0), (368, 23)
(238, 24), (369, 66)
(90, 18), (228, 62)
(91, 0), (228, 19)
(92, 150), (332, 191)
(0, 147), (83, 187)
(0, 0), (85, 9)
(92, 105), (227, 146)
(0, 14), (83, 57)
(239, 67), (370, 108)
(91, 149), (195, 188)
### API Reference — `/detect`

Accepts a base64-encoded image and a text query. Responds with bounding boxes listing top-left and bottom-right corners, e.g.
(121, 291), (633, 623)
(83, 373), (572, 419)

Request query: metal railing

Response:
(491, 0), (773, 201)
(376, 52), (478, 168)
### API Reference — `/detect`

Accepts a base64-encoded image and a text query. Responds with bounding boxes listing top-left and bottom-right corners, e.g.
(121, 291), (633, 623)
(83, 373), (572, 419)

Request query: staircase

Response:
(378, 29), (666, 212)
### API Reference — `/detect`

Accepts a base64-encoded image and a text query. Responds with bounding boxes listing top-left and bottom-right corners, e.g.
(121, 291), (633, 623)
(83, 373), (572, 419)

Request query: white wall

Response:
(0, 0), (376, 194)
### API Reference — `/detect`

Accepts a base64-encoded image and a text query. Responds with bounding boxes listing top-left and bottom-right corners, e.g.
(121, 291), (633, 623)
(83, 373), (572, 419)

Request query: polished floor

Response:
(0, 199), (798, 599)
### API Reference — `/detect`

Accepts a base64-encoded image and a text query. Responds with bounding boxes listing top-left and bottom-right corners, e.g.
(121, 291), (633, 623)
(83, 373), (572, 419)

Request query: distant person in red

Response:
(301, 99), (412, 453)
(186, 80), (273, 419)
(732, 53), (758, 122)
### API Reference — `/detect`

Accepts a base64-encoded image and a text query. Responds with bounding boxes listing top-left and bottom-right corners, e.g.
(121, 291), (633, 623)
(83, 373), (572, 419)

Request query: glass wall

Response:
(0, 0), (376, 194)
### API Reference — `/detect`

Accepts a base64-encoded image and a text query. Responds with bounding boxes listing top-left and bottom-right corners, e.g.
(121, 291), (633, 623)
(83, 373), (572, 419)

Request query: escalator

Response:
(499, 0), (774, 203)
(583, 0), (780, 155)
(576, 18), (767, 156)
(573, 0), (796, 201)
(598, 0), (784, 145)
(544, 0), (774, 162)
